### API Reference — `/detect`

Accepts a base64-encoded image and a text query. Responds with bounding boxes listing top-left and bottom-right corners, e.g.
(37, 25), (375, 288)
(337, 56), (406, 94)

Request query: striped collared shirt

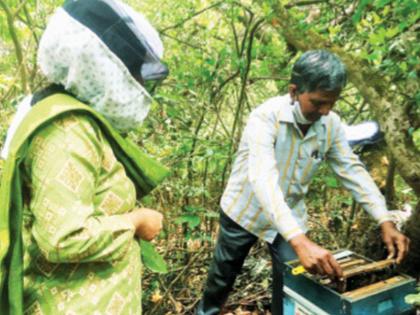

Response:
(221, 94), (391, 243)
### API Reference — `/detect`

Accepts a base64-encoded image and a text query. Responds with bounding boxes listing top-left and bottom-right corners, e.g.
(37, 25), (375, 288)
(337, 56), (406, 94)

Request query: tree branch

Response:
(160, 33), (203, 50)
(248, 76), (289, 84)
(221, 18), (265, 185)
(285, 0), (329, 8)
(0, 0), (29, 92)
(160, 1), (224, 33)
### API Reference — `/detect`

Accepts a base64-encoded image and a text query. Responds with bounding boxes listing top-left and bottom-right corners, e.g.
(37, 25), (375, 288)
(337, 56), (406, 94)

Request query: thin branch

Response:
(160, 1), (224, 33)
(160, 33), (203, 50)
(248, 76), (289, 84)
(239, 12), (254, 56)
(235, 18), (265, 133)
(231, 19), (240, 56)
(222, 18), (265, 184)
(22, 4), (39, 44)
(149, 249), (204, 314)
(384, 155), (396, 208)
(11, 0), (29, 18)
(211, 70), (240, 100)
(285, 0), (329, 8)
(186, 108), (207, 196)
(349, 100), (367, 124)
(331, 2), (358, 26)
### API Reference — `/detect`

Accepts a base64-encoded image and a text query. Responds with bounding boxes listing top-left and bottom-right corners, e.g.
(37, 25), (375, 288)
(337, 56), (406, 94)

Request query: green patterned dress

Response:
(22, 113), (141, 315)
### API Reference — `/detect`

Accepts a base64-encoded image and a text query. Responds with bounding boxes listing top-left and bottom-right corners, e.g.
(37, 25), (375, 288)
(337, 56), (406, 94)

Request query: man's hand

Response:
(381, 221), (410, 264)
(289, 234), (343, 279)
(125, 208), (163, 241)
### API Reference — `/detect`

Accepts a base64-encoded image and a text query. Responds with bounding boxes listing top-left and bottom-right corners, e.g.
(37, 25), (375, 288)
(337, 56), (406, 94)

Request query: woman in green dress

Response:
(0, 0), (169, 314)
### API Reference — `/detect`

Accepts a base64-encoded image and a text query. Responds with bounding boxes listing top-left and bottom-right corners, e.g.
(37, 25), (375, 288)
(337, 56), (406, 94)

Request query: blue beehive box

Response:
(283, 250), (416, 315)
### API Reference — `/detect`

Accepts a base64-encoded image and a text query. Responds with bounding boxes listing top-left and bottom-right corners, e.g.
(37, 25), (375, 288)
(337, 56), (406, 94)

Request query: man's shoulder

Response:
(324, 110), (342, 127)
(251, 95), (290, 117)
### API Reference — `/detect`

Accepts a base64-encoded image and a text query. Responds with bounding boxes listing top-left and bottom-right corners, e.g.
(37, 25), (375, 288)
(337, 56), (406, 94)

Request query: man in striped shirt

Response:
(197, 50), (410, 315)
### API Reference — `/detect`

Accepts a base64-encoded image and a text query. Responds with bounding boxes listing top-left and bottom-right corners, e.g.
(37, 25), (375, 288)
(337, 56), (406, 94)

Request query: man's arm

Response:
(327, 116), (409, 263)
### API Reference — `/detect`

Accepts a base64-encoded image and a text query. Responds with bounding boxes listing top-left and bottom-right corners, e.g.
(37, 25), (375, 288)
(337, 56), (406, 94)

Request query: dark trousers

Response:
(197, 211), (297, 315)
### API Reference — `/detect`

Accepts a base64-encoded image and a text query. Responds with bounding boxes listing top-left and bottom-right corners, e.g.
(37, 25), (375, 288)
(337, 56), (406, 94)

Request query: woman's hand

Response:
(125, 208), (163, 241)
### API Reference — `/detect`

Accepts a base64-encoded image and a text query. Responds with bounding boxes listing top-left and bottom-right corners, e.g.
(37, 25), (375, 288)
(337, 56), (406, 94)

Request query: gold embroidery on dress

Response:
(31, 137), (49, 172)
(98, 191), (124, 215)
(87, 272), (95, 280)
(105, 293), (126, 315)
(40, 198), (61, 220)
(32, 136), (47, 153)
(89, 284), (97, 293)
(102, 147), (117, 172)
(35, 254), (59, 277)
(53, 115), (79, 131)
(24, 301), (44, 315)
(58, 302), (65, 311)
(47, 225), (57, 235)
(60, 289), (74, 302)
(56, 160), (84, 192)
(79, 287), (86, 296)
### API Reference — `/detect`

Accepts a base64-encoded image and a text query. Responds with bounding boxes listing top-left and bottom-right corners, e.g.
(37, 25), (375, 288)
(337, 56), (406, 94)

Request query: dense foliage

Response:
(1, 0), (419, 313)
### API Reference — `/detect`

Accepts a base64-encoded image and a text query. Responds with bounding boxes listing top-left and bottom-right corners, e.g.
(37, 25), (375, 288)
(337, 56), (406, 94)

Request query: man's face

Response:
(290, 85), (341, 122)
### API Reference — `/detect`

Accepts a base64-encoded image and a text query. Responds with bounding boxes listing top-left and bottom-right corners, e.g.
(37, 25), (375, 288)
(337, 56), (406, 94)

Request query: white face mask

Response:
(292, 99), (313, 125)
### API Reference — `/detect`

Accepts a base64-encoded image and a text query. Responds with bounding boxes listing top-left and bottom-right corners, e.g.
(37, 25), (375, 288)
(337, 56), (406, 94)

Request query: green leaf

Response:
(375, 0), (391, 8)
(405, 292), (420, 306)
(205, 211), (219, 218)
(328, 25), (341, 37)
(371, 12), (382, 25)
(342, 198), (353, 206)
(166, 105), (179, 118)
(385, 27), (399, 38)
(140, 240), (168, 274)
(352, 0), (371, 24)
(184, 205), (204, 213)
(400, 62), (408, 72)
(325, 176), (339, 188)
(368, 28), (386, 46)
(408, 71), (418, 80)
(175, 214), (201, 229)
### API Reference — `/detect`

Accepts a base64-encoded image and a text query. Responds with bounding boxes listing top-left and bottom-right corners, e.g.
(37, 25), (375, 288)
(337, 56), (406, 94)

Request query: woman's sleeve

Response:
(24, 114), (136, 263)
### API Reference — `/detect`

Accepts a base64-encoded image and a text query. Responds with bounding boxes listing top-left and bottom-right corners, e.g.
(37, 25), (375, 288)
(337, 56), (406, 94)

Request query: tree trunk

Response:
(402, 201), (420, 278)
(261, 1), (420, 197)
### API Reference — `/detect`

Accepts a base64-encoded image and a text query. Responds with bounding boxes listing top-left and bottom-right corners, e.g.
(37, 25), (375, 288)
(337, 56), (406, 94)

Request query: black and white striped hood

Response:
(37, 0), (167, 131)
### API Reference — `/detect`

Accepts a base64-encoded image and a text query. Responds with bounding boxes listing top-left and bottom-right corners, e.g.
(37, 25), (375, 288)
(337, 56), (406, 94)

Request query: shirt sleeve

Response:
(246, 109), (304, 241)
(326, 116), (392, 224)
(24, 114), (135, 263)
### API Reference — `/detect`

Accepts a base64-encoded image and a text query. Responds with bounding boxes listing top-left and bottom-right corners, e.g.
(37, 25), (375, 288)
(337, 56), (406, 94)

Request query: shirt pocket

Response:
(301, 155), (323, 186)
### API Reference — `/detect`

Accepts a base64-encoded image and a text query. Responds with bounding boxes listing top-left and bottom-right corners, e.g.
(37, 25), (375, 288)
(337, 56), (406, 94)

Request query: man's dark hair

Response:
(291, 50), (347, 93)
